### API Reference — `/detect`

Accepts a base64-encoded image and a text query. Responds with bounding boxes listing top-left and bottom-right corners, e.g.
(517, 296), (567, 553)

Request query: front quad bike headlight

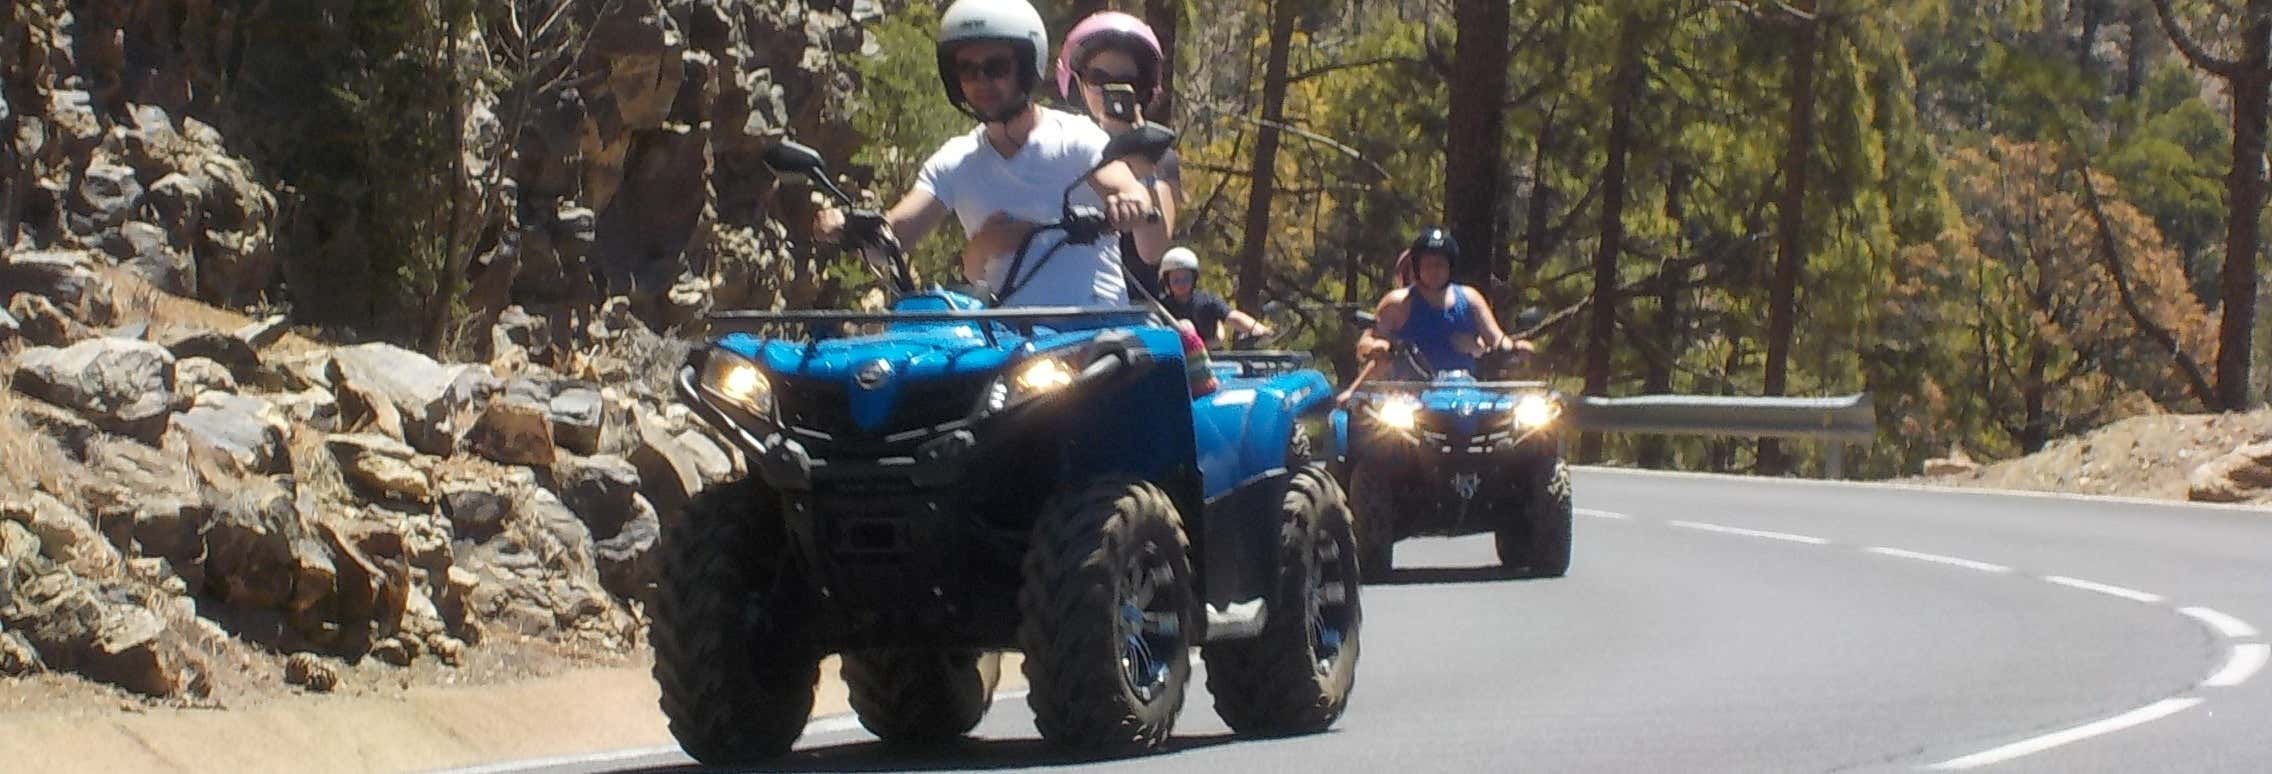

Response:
(1512, 393), (1561, 429)
(699, 350), (773, 415)
(1376, 394), (1420, 431)
(985, 354), (1077, 413)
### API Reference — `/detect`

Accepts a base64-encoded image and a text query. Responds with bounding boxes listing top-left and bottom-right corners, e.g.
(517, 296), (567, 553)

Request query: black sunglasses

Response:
(1082, 67), (1141, 86)
(955, 56), (1018, 81)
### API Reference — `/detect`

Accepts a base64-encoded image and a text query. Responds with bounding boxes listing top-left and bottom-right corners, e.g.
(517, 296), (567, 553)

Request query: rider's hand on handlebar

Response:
(812, 207), (847, 244)
(1103, 190), (1160, 231)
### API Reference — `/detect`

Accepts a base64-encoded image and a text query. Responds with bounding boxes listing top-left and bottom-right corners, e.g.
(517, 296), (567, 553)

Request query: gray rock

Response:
(104, 221), (195, 296)
(166, 394), (289, 475)
(7, 293), (93, 346)
(2, 492), (119, 576)
(556, 455), (642, 538)
(326, 433), (433, 504)
(0, 565), (199, 697)
(270, 386), (341, 432)
(467, 398), (556, 467)
(0, 629), (42, 676)
(171, 356), (238, 397)
(11, 337), (181, 441)
(328, 344), (472, 456)
(162, 328), (263, 381)
(548, 386), (606, 455)
(439, 479), (512, 542)
(629, 406), (704, 515)
(71, 163), (142, 233)
(234, 314), (291, 349)
(197, 477), (316, 612)
(594, 493), (659, 601)
(673, 429), (733, 486)
(0, 249), (114, 323)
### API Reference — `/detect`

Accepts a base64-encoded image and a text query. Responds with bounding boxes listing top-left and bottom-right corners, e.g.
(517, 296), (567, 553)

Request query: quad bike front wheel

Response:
(1017, 477), (1197, 756)
(1201, 466), (1362, 734)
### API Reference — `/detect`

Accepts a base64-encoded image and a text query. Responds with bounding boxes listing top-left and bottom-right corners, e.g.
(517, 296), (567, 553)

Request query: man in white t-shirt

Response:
(815, 0), (1162, 307)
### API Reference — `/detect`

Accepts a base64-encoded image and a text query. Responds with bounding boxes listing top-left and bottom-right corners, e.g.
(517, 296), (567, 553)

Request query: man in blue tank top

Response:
(1355, 227), (1528, 378)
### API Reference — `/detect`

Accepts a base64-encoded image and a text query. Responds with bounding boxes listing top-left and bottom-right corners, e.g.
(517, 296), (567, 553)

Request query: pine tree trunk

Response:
(2214, 20), (2269, 409)
(1143, 0), (1179, 119)
(1234, 0), (1298, 312)
(1760, 2), (1819, 475)
(1444, 0), (1512, 286)
(1579, 13), (1645, 464)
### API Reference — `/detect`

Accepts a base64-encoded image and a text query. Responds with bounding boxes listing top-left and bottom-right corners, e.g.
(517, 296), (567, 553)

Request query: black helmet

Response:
(1407, 226), (1459, 272)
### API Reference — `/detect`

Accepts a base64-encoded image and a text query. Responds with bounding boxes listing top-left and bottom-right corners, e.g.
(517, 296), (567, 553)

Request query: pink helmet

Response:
(1055, 11), (1164, 105)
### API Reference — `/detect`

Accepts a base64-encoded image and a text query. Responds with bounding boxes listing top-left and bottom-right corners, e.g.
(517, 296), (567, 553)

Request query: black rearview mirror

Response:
(1514, 306), (1547, 331)
(1347, 309), (1377, 330)
(762, 141), (828, 179)
(1101, 124), (1178, 165)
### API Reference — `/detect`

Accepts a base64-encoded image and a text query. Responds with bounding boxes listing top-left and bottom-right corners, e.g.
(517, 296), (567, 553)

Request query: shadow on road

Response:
(1367, 565), (1553, 585)
(614, 733), (1241, 773)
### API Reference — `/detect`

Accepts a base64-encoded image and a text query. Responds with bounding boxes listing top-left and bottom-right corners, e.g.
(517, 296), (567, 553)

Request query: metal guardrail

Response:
(1569, 393), (1876, 441)
(1567, 393), (1877, 477)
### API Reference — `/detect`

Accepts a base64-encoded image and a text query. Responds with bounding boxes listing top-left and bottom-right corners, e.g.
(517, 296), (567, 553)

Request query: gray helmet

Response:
(1158, 246), (1199, 281)
(936, 0), (1048, 122)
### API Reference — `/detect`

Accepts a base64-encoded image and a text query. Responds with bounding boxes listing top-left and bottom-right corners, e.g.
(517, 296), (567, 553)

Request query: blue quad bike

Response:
(1332, 313), (1573, 582)
(649, 127), (1362, 766)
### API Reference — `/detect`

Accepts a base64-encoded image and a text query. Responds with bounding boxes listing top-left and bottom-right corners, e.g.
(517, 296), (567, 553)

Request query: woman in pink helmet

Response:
(1057, 11), (1182, 298)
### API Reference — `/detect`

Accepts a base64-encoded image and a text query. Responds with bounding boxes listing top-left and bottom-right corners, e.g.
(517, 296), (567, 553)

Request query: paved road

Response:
(467, 469), (2272, 773)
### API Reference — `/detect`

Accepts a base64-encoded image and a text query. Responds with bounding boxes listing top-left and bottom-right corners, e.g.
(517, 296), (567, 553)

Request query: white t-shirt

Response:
(914, 107), (1128, 307)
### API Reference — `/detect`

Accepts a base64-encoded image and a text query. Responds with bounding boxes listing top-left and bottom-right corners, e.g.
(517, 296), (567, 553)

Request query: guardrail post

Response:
(1823, 442), (1845, 480)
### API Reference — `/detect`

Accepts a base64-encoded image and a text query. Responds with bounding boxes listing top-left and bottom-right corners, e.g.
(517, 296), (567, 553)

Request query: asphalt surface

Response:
(467, 468), (2272, 773)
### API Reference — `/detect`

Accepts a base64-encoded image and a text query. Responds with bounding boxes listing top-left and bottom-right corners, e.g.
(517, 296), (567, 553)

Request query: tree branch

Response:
(2150, 0), (2243, 76)
(1287, 56), (1418, 84)
(2067, 145), (2221, 406)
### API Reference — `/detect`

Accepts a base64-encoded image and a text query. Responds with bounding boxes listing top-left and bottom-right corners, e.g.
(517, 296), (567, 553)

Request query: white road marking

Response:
(1575, 508), (1631, 520)
(2202, 644), (2270, 688)
(1924, 698), (2203, 770)
(428, 688), (1035, 773)
(2179, 607), (2262, 639)
(2042, 576), (2164, 604)
(422, 745), (685, 774)
(1666, 520), (1830, 545)
(1862, 547), (2013, 574)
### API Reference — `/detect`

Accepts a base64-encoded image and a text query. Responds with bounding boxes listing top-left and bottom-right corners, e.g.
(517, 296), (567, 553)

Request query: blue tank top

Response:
(1398, 285), (1479, 375)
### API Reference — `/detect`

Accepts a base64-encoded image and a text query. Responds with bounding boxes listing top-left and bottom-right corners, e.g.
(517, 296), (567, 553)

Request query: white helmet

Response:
(1158, 246), (1200, 281)
(936, 0), (1048, 122)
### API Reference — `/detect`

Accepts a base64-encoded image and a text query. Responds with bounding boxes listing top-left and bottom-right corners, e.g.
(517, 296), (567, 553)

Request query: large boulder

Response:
(555, 455), (642, 538)
(171, 356), (238, 396)
(69, 162), (142, 235)
(197, 477), (330, 615)
(456, 489), (629, 647)
(326, 433), (435, 505)
(161, 328), (264, 383)
(0, 558), (205, 698)
(2, 493), (120, 578)
(594, 494), (659, 602)
(327, 344), (484, 456)
(0, 250), (115, 325)
(629, 406), (704, 515)
(103, 221), (196, 296)
(2188, 441), (2272, 503)
(466, 398), (556, 467)
(165, 393), (290, 476)
(11, 338), (182, 441)
(7, 293), (95, 347)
